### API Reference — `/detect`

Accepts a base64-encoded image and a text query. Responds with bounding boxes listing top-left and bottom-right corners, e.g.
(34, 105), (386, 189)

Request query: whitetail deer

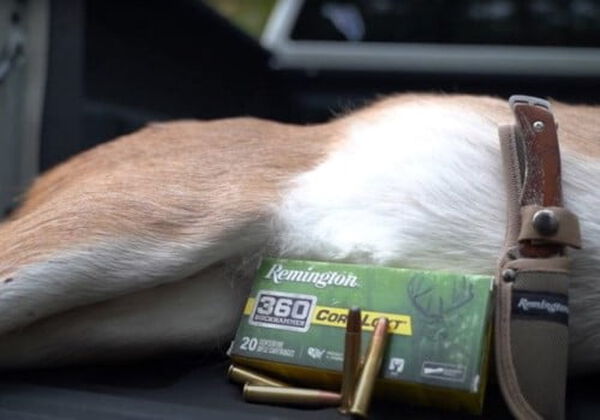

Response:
(0, 94), (598, 373)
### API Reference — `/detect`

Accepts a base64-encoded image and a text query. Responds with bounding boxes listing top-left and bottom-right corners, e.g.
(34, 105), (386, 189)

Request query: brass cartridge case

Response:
(227, 365), (288, 387)
(339, 307), (362, 413)
(349, 317), (390, 418)
(243, 384), (341, 407)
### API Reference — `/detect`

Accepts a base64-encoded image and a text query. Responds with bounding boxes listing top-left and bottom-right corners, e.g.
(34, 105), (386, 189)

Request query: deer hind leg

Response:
(0, 118), (331, 368)
(0, 256), (259, 369)
(0, 201), (268, 325)
(0, 202), (269, 344)
(0, 150), (276, 354)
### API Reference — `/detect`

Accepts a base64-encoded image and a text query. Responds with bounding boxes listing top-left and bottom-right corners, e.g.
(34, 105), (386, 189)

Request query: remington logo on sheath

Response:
(512, 291), (569, 324)
(517, 298), (569, 315)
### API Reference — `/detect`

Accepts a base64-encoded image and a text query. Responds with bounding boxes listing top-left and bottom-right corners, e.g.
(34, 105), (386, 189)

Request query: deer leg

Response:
(0, 258), (257, 369)
(0, 204), (268, 339)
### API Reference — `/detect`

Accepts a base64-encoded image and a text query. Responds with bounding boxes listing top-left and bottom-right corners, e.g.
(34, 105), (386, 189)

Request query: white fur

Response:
(0, 258), (256, 368)
(273, 103), (600, 371)
(0, 224), (266, 336)
(275, 104), (506, 270)
(561, 153), (600, 371)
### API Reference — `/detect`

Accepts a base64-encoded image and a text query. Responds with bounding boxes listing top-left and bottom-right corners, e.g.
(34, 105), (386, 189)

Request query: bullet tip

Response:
(374, 317), (389, 336)
(347, 307), (362, 333)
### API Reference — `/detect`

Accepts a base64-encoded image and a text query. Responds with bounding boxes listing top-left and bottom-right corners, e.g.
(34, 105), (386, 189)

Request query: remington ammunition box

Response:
(229, 258), (493, 414)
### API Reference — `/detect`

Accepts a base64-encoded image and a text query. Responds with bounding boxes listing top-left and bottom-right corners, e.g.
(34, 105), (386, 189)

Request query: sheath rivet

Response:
(533, 121), (545, 132)
(533, 209), (559, 236)
(502, 269), (516, 282)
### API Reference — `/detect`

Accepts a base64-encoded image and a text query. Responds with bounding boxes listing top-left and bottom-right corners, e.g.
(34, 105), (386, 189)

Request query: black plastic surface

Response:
(0, 355), (512, 419)
(2, 355), (599, 419)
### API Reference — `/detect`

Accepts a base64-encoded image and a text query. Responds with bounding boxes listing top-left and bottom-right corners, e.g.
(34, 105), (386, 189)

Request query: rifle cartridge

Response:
(339, 307), (362, 414)
(227, 365), (289, 387)
(349, 317), (390, 418)
(243, 384), (341, 407)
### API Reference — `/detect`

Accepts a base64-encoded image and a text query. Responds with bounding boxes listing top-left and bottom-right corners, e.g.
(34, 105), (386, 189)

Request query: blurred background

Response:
(1, 1), (600, 418)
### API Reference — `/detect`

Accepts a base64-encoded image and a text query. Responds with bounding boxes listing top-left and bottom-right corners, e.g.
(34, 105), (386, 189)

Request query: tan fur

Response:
(0, 118), (341, 279)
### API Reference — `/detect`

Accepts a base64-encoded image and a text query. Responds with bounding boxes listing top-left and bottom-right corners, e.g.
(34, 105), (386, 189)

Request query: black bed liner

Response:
(2, 354), (597, 419)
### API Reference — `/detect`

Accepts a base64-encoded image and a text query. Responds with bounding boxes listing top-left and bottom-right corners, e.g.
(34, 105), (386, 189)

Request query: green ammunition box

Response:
(230, 258), (494, 414)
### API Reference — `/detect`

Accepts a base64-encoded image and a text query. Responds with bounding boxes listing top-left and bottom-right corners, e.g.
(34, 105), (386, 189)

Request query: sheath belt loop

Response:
(518, 205), (581, 249)
(495, 95), (581, 420)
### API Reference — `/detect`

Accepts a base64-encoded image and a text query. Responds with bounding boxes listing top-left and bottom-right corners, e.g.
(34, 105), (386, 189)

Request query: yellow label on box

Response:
(244, 298), (412, 335)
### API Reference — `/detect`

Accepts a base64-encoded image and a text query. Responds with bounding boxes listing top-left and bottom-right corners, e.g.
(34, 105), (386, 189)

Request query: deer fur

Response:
(0, 94), (598, 373)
